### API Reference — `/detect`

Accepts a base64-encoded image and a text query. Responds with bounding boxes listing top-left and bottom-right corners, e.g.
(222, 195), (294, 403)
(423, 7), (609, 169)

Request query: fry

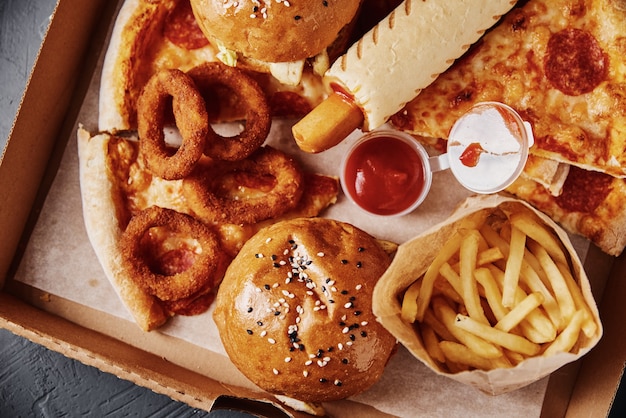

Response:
(495, 292), (544, 333)
(510, 212), (568, 266)
(527, 239), (576, 325)
(421, 323), (446, 363)
(519, 259), (562, 330)
(557, 262), (598, 338)
(439, 341), (494, 371)
(415, 232), (464, 321)
(433, 297), (502, 359)
(423, 307), (457, 342)
(474, 267), (508, 321)
(543, 310), (584, 356)
(439, 262), (463, 298)
(459, 231), (489, 324)
(502, 225), (526, 307)
(486, 264), (557, 343)
(454, 314), (541, 356)
(477, 246), (505, 265)
(401, 279), (421, 323)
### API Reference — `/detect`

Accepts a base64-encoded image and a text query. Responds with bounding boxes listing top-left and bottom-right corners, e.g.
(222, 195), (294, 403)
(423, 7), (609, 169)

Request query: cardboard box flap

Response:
(0, 0), (112, 285)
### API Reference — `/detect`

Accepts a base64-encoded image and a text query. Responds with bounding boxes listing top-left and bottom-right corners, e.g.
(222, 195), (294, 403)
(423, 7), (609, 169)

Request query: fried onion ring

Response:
(119, 206), (222, 301)
(137, 69), (208, 180)
(187, 62), (271, 161)
(183, 146), (304, 224)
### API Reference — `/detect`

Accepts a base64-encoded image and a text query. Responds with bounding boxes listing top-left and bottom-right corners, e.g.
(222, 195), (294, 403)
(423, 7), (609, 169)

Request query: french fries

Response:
(404, 206), (598, 373)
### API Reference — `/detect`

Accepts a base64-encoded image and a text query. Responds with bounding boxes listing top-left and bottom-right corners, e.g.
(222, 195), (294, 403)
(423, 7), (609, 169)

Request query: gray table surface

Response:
(1, 1), (625, 417)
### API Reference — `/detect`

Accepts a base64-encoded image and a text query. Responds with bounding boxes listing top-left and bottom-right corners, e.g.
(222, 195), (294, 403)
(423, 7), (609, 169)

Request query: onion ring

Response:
(183, 146), (304, 224)
(119, 206), (222, 301)
(137, 69), (208, 180)
(187, 62), (271, 161)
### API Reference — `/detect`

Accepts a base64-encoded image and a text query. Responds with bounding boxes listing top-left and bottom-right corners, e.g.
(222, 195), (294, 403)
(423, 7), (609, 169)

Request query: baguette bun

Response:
(213, 218), (397, 403)
(190, 0), (362, 63)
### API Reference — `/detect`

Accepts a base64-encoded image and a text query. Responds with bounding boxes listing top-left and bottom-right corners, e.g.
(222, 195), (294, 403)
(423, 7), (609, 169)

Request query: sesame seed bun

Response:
(190, 0), (362, 63)
(213, 217), (397, 403)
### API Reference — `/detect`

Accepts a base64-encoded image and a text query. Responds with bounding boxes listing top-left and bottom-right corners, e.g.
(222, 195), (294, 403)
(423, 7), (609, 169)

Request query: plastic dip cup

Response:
(340, 102), (534, 216)
(446, 102), (534, 193)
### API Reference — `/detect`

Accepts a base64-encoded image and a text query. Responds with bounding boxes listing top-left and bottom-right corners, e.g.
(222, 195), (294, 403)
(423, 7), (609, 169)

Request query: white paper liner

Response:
(373, 194), (603, 395)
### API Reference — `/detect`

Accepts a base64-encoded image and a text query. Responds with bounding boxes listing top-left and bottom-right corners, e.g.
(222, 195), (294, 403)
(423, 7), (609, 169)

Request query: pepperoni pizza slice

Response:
(98, 0), (329, 132)
(391, 0), (626, 178)
(77, 127), (339, 330)
(506, 166), (626, 256)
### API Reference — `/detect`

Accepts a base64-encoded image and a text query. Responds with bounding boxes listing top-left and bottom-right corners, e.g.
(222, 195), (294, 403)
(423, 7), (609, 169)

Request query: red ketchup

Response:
(342, 135), (426, 216)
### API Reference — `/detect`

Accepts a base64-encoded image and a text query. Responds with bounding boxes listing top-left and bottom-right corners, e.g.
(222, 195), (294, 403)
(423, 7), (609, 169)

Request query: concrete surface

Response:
(1, 0), (625, 417)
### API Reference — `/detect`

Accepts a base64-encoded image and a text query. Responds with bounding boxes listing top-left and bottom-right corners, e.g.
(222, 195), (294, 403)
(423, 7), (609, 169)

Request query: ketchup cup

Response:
(340, 130), (446, 217)
(340, 102), (534, 217)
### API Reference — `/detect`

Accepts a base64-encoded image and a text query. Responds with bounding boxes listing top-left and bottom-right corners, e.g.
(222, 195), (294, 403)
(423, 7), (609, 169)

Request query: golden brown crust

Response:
(78, 127), (169, 330)
(190, 0), (362, 62)
(213, 218), (397, 402)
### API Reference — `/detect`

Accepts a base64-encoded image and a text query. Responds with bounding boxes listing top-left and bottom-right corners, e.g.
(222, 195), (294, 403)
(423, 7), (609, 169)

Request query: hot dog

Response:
(293, 0), (518, 153)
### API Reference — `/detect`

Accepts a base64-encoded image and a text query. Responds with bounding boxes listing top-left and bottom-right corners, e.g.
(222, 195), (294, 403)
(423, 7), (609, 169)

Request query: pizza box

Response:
(1, 0), (624, 416)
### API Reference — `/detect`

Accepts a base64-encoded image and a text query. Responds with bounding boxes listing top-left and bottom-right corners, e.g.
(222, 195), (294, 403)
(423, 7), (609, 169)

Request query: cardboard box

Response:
(1, 0), (624, 416)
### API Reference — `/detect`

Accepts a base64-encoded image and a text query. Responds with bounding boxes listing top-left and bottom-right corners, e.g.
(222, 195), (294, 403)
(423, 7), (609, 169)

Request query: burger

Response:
(189, 0), (363, 84)
(212, 218), (397, 411)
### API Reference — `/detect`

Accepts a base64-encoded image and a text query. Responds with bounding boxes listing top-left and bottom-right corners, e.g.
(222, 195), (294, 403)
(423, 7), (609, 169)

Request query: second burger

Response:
(213, 217), (397, 406)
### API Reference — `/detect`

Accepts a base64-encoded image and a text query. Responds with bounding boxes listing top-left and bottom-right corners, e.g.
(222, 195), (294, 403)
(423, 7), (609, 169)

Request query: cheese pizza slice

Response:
(391, 0), (626, 178)
(77, 127), (338, 330)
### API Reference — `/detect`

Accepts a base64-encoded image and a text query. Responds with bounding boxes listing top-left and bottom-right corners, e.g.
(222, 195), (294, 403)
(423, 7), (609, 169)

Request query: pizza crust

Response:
(78, 127), (169, 330)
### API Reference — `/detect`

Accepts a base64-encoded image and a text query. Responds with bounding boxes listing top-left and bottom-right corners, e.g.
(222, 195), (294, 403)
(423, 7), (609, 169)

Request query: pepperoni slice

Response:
(555, 166), (613, 213)
(544, 28), (608, 96)
(164, 1), (209, 50)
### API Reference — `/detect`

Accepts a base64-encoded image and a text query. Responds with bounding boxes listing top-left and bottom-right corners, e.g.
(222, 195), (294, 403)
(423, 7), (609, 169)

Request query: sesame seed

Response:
(305, 360), (313, 366)
(264, 284), (271, 290)
(255, 253), (264, 258)
(355, 284), (363, 290)
(266, 238), (272, 243)
(246, 329), (253, 335)
(260, 330), (267, 337)
(317, 360), (327, 367)
(247, 307), (253, 313)
(341, 259), (348, 264)
(303, 371), (309, 377)
(285, 357), (292, 362)
(268, 338), (276, 344)
(344, 302), (353, 309)
(334, 380), (342, 386)
(317, 252), (325, 257)
(273, 368), (279, 375)
(338, 343), (344, 350)
(361, 321), (368, 326)
(342, 327), (350, 334)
